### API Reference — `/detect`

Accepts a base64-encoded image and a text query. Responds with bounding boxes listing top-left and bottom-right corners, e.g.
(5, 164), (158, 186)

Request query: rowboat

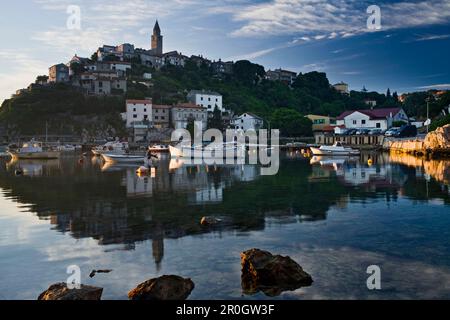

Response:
(101, 153), (145, 164)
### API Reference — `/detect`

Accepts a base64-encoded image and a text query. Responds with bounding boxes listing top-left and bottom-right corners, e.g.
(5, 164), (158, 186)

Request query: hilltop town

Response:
(1, 21), (449, 144)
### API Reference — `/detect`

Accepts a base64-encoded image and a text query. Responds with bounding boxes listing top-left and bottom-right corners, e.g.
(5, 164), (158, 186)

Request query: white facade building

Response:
(125, 99), (152, 128)
(336, 108), (408, 131)
(187, 90), (224, 113)
(232, 113), (264, 131)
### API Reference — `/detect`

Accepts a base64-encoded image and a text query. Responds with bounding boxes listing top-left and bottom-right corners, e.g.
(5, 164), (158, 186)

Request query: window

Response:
(216, 98), (218, 102)
(201, 97), (203, 101)
(362, 120), (366, 125)
(99, 81), (103, 88)
(144, 115), (148, 120)
(161, 116), (165, 120)
(155, 116), (159, 120)
(376, 123), (381, 128)
(144, 108), (147, 112)
(353, 120), (357, 125)
(133, 108), (136, 112)
(208, 98), (211, 101)
(133, 114), (137, 118)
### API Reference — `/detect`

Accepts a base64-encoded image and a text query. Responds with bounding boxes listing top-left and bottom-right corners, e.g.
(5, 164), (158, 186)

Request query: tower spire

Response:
(151, 20), (163, 55)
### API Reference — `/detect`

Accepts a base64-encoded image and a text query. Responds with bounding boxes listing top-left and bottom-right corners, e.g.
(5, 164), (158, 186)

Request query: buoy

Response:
(368, 158), (373, 166)
(136, 166), (149, 174)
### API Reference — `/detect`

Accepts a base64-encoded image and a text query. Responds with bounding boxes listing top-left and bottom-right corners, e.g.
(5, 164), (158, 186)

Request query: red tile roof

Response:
(153, 104), (172, 109)
(174, 103), (205, 109)
(337, 108), (402, 120)
(126, 99), (152, 104)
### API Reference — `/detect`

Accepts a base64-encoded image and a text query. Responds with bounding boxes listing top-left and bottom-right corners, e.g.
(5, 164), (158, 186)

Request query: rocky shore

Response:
(383, 125), (450, 156)
(38, 249), (312, 300)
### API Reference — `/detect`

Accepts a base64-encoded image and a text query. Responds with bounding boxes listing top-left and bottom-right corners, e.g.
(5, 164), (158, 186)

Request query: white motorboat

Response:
(92, 141), (129, 156)
(309, 142), (360, 156)
(169, 143), (245, 159)
(101, 153), (145, 164)
(8, 141), (60, 160)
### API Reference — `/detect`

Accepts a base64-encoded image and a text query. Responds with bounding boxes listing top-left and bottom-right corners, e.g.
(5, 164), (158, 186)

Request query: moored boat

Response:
(310, 142), (360, 156)
(92, 141), (129, 156)
(101, 153), (145, 164)
(8, 141), (60, 160)
(148, 144), (170, 152)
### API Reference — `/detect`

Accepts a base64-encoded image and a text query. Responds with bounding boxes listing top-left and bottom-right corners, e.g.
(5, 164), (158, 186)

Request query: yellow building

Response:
(306, 114), (336, 131)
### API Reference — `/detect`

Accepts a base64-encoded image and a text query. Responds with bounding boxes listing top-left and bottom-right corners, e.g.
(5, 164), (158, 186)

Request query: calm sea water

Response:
(0, 152), (449, 300)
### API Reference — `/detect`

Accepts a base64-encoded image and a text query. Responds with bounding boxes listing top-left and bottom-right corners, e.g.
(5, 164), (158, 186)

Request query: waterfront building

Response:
(231, 113), (264, 131)
(336, 107), (408, 130)
(152, 105), (171, 129)
(171, 103), (208, 130)
(124, 99), (153, 128)
(306, 114), (336, 132)
(187, 90), (224, 113)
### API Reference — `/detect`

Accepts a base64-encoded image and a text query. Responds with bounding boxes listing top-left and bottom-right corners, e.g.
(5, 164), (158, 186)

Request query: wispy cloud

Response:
(417, 84), (450, 90)
(225, 0), (450, 42)
(0, 51), (50, 102)
(411, 34), (450, 42)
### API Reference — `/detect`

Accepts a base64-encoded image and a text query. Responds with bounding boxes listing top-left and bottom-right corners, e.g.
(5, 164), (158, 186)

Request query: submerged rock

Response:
(38, 283), (103, 300)
(241, 248), (313, 297)
(128, 275), (194, 300)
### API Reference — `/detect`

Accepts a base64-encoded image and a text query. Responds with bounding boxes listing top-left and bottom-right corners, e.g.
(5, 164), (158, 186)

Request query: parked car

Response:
(385, 128), (400, 137)
(368, 128), (384, 135)
(355, 129), (370, 135)
(394, 125), (418, 138)
(343, 129), (358, 136)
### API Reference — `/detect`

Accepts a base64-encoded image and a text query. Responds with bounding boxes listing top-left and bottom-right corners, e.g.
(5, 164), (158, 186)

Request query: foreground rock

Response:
(38, 283), (103, 300)
(424, 124), (450, 151)
(241, 249), (313, 297)
(128, 275), (194, 300)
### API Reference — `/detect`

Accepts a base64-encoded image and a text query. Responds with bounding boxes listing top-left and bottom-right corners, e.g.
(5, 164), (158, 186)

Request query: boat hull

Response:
(8, 151), (60, 160)
(310, 147), (360, 156)
(102, 153), (145, 164)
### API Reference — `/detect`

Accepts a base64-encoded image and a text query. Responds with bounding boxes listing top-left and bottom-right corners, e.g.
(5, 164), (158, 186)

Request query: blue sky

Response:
(1, 0), (450, 103)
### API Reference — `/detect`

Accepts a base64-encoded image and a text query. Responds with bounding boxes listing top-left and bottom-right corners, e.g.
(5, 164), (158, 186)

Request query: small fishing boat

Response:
(57, 144), (76, 152)
(8, 141), (60, 160)
(92, 141), (129, 156)
(101, 153), (145, 164)
(310, 142), (360, 156)
(148, 144), (169, 152)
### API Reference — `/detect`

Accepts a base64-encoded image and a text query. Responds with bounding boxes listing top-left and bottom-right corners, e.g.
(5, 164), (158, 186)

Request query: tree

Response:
(233, 60), (265, 85)
(270, 108), (312, 137)
(393, 91), (399, 101)
(91, 53), (98, 62)
(70, 62), (86, 76)
(207, 106), (224, 131)
(386, 88), (391, 98)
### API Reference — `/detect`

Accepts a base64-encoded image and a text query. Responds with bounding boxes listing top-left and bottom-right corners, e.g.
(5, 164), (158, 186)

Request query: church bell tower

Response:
(151, 20), (163, 55)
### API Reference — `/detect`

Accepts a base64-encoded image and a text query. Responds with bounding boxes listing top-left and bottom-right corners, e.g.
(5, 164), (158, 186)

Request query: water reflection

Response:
(1, 153), (449, 288)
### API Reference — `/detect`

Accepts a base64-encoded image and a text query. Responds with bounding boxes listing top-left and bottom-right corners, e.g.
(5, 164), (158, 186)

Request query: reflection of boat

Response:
(310, 156), (348, 166)
(169, 143), (245, 159)
(8, 141), (60, 160)
(92, 141), (129, 156)
(102, 153), (145, 164)
(310, 142), (360, 156)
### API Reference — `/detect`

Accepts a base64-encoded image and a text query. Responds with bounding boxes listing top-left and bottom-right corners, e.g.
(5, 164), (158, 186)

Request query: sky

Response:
(0, 0), (450, 103)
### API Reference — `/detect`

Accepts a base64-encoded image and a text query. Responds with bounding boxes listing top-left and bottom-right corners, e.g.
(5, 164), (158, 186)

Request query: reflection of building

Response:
(123, 170), (153, 198)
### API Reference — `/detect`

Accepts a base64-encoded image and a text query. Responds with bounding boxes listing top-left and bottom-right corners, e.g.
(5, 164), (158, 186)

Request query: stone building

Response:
(151, 20), (163, 56)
